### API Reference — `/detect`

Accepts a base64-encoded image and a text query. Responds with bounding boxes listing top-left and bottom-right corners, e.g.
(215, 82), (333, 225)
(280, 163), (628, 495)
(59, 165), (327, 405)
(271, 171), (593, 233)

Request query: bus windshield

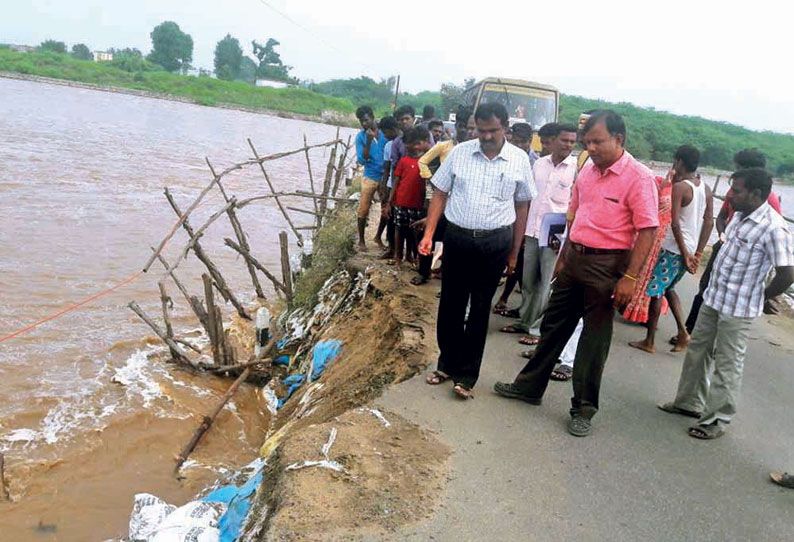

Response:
(479, 83), (556, 128)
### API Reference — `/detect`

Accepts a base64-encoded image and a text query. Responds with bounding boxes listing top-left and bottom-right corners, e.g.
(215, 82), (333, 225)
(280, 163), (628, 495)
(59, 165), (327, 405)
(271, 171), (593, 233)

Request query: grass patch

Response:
(0, 48), (355, 118)
(290, 204), (357, 309)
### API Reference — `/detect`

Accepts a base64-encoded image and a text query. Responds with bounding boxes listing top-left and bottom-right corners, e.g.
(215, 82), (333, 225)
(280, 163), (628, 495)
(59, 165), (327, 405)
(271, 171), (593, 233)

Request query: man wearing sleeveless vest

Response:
(629, 145), (713, 353)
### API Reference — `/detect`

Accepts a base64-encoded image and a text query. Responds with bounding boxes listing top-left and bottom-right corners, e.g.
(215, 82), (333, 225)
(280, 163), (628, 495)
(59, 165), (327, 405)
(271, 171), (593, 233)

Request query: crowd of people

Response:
(354, 102), (794, 487)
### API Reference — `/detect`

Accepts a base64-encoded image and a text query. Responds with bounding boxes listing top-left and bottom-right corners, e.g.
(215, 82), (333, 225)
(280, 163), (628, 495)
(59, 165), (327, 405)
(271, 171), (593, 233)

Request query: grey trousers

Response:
(515, 236), (557, 334)
(672, 303), (753, 427)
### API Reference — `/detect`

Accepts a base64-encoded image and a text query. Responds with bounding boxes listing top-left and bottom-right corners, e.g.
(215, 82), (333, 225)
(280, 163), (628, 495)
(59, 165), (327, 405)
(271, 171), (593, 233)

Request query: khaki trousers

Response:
(673, 303), (753, 427)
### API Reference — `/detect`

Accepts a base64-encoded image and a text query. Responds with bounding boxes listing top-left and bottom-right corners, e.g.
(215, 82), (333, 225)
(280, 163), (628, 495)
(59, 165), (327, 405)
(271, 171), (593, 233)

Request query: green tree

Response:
(71, 43), (93, 61)
(39, 40), (67, 54)
(108, 47), (142, 58)
(439, 77), (475, 117)
(147, 21), (193, 73)
(214, 34), (243, 81)
(252, 38), (292, 81)
(238, 56), (257, 84)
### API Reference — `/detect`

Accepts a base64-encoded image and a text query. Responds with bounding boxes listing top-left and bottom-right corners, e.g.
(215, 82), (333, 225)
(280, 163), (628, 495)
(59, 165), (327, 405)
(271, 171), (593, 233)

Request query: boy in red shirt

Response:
(387, 126), (431, 268)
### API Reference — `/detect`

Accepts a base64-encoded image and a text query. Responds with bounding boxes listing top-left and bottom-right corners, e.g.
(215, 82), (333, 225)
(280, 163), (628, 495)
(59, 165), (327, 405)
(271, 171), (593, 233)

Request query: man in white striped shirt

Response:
(419, 102), (536, 399)
(660, 168), (794, 439)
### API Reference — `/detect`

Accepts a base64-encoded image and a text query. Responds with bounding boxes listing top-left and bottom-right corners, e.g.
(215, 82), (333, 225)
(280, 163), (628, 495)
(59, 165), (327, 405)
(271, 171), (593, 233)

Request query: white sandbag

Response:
(129, 493), (177, 542)
(148, 500), (226, 542)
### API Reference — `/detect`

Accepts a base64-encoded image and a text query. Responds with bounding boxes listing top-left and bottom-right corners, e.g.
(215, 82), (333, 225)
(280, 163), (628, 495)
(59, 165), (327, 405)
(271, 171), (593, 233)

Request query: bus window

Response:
(479, 84), (556, 128)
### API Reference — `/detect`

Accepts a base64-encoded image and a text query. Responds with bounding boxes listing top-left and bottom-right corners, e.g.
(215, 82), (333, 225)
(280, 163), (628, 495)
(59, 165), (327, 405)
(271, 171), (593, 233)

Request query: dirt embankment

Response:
(241, 258), (449, 541)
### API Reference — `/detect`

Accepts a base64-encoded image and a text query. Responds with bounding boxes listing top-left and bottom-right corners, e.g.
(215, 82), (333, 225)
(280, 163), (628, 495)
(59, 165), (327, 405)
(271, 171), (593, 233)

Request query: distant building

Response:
(8, 44), (35, 53)
(93, 51), (113, 62)
(255, 78), (290, 89)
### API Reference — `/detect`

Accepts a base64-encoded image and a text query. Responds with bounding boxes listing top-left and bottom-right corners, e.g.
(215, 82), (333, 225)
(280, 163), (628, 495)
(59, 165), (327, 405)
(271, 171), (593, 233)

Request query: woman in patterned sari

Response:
(622, 172), (673, 323)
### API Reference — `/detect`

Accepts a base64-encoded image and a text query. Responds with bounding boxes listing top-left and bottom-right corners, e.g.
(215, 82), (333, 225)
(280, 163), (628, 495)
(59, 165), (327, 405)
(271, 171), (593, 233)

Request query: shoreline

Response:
(0, 71), (358, 128)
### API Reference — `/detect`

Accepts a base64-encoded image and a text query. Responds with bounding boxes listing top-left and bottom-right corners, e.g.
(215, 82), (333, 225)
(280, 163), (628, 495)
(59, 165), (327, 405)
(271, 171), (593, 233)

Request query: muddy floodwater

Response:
(0, 77), (356, 541)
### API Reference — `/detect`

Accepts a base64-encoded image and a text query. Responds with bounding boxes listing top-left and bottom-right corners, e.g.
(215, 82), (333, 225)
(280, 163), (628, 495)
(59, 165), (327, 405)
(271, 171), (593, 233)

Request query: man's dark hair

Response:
(355, 105), (373, 120)
(422, 105), (435, 119)
(674, 144), (700, 172)
(475, 102), (509, 127)
(428, 119), (444, 130)
(556, 123), (578, 136)
(732, 167), (773, 200)
(511, 123), (533, 139)
(538, 122), (559, 138)
(582, 109), (626, 142)
(733, 148), (766, 170)
(379, 115), (398, 131)
(395, 104), (415, 119)
(455, 105), (472, 127)
(403, 125), (430, 144)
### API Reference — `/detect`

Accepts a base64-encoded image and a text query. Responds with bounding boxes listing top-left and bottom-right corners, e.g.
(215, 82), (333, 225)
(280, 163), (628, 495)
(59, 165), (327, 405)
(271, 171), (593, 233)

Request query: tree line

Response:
(34, 20), (294, 84)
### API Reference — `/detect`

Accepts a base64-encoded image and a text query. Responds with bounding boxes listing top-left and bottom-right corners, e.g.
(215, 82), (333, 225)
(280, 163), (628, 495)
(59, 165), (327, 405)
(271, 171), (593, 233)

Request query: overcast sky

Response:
(4, 0), (794, 134)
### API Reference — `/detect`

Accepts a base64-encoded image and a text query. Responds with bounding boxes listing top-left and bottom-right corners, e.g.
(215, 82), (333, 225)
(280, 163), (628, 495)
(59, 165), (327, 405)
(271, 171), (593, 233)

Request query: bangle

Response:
(623, 273), (638, 282)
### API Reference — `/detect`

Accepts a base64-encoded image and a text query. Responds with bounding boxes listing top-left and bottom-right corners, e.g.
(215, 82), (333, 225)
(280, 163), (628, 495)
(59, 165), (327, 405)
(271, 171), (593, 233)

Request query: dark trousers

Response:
(516, 248), (628, 419)
(685, 241), (722, 334)
(418, 216), (448, 279)
(437, 223), (512, 388)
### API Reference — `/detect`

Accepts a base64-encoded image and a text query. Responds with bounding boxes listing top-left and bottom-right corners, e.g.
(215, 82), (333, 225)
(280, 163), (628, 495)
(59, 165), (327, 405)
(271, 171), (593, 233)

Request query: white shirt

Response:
(704, 202), (794, 318)
(431, 139), (536, 230)
(661, 178), (707, 255)
(525, 154), (577, 239)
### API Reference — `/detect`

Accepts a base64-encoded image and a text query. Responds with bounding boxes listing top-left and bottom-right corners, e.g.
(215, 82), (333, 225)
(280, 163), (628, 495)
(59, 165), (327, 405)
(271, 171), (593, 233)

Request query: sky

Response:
(4, 0), (794, 134)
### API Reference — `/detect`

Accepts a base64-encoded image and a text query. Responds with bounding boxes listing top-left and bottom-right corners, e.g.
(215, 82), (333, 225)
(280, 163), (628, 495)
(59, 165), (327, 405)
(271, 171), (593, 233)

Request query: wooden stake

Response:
(224, 238), (289, 296)
(248, 138), (304, 247)
(237, 191), (356, 208)
(163, 189), (249, 320)
(203, 274), (223, 366)
(279, 231), (293, 301)
(303, 134), (320, 217)
(0, 452), (9, 501)
(173, 337), (278, 474)
(331, 135), (352, 198)
(128, 302), (193, 366)
(153, 249), (210, 334)
(158, 281), (181, 361)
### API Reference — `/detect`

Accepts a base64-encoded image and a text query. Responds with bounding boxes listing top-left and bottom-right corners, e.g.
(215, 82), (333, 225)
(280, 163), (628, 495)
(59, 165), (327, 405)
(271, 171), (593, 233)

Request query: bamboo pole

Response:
(203, 274), (221, 366)
(173, 337), (278, 474)
(0, 452), (9, 501)
(303, 134), (320, 217)
(286, 206), (324, 216)
(224, 238), (289, 296)
(279, 231), (293, 301)
(128, 301), (193, 366)
(248, 138), (304, 247)
(237, 191), (356, 208)
(158, 281), (181, 361)
(144, 139), (342, 272)
(152, 250), (210, 333)
(331, 135), (352, 198)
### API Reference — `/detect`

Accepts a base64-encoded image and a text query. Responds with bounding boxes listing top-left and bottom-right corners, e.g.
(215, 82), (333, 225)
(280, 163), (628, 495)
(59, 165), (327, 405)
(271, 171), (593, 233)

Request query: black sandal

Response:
(411, 275), (429, 286)
(550, 364), (572, 381)
(452, 382), (474, 399)
(425, 371), (450, 385)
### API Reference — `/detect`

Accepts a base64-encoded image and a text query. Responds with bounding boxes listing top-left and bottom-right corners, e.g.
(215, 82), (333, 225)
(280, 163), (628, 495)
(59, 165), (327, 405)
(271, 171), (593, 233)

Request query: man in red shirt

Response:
(387, 126), (432, 268)
(495, 110), (659, 437)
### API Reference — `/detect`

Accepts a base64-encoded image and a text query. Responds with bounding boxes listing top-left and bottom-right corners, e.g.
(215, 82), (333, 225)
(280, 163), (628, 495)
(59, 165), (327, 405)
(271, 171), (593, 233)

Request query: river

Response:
(0, 77), (357, 541)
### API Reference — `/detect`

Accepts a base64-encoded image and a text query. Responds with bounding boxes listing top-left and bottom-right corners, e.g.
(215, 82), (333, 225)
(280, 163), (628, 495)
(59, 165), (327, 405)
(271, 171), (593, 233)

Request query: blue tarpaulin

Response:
(202, 466), (265, 542)
(311, 340), (342, 381)
(277, 374), (306, 409)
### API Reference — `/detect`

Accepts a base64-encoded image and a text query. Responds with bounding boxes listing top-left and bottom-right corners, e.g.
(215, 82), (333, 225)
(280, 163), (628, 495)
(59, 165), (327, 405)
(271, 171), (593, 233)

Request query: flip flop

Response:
(425, 371), (450, 385)
(410, 275), (429, 286)
(452, 382), (474, 400)
(770, 472), (794, 489)
(550, 364), (572, 381)
(657, 402), (702, 419)
(688, 423), (725, 440)
(518, 335), (540, 346)
(500, 325), (525, 334)
(492, 301), (508, 314)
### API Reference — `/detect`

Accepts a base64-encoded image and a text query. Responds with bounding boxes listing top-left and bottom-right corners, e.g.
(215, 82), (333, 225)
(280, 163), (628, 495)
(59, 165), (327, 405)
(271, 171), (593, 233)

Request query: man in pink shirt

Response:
(495, 110), (660, 437)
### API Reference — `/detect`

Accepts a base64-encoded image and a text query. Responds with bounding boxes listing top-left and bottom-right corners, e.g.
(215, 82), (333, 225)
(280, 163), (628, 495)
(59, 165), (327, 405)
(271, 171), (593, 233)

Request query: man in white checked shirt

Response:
(659, 168), (794, 439)
(419, 102), (536, 399)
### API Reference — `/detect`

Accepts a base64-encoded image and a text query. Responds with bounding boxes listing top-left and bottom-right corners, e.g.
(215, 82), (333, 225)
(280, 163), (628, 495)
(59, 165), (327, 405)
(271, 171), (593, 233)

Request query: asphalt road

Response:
(376, 273), (794, 542)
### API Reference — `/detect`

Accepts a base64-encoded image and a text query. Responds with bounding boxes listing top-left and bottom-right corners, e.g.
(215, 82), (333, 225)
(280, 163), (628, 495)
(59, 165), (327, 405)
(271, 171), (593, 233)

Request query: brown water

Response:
(0, 78), (356, 541)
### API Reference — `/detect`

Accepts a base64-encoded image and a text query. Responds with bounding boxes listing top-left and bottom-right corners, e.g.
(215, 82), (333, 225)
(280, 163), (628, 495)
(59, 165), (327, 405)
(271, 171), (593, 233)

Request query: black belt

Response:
(570, 242), (627, 255)
(447, 222), (511, 238)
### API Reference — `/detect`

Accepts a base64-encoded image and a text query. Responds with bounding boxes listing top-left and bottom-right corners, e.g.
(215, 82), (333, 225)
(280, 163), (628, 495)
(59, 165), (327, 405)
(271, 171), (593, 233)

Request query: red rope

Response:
(0, 270), (144, 344)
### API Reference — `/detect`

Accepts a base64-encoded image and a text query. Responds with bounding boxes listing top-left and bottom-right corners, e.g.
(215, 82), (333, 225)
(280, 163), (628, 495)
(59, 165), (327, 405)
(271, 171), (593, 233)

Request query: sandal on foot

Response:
(500, 324), (525, 334)
(411, 275), (429, 286)
(492, 302), (507, 314)
(770, 472), (794, 489)
(688, 422), (725, 440)
(502, 309), (520, 318)
(567, 415), (592, 437)
(452, 382), (474, 400)
(425, 371), (450, 385)
(550, 364), (572, 382)
(518, 335), (540, 346)
(657, 402), (702, 419)
(520, 349), (535, 360)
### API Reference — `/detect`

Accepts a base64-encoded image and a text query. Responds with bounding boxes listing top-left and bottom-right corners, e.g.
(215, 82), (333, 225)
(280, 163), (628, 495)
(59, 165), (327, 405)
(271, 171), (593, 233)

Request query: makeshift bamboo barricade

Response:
(124, 134), (358, 470)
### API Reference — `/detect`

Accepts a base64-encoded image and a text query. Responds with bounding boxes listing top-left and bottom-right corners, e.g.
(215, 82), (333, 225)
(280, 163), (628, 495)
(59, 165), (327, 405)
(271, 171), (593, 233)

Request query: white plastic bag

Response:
(129, 494), (177, 542)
